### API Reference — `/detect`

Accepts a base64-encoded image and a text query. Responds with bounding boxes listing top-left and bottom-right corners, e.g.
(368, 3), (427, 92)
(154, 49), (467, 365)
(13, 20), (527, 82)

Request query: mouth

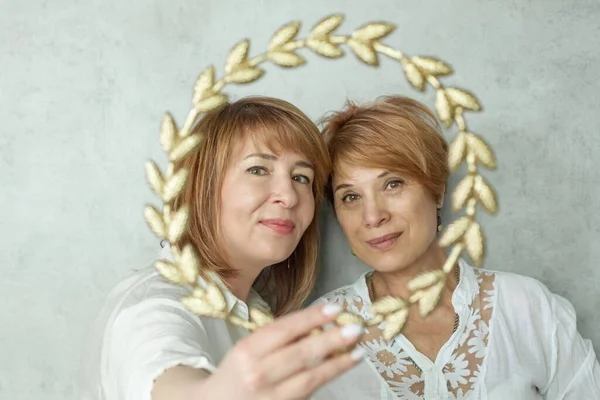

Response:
(260, 218), (296, 235)
(366, 232), (402, 251)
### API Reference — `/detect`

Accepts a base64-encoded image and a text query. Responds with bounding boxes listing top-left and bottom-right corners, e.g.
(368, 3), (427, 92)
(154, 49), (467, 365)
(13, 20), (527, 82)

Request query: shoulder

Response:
(95, 265), (205, 343)
(107, 243), (199, 312)
(487, 268), (554, 299)
(481, 267), (576, 323)
(109, 267), (192, 310)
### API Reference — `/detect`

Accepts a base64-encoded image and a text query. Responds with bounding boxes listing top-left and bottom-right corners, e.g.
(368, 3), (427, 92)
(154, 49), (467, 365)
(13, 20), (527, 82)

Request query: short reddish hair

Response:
(320, 95), (449, 204)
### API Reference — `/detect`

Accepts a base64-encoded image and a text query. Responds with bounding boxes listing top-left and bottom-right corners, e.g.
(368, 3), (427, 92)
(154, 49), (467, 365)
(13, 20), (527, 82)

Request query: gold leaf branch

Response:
(143, 14), (498, 341)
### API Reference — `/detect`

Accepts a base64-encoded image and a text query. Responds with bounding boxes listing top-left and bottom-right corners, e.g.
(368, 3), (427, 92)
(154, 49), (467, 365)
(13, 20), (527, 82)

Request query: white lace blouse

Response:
(313, 259), (600, 400)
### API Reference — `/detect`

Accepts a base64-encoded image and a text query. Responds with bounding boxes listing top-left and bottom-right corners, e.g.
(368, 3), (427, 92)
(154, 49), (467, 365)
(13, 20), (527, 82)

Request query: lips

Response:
(260, 219), (295, 235)
(366, 232), (401, 250)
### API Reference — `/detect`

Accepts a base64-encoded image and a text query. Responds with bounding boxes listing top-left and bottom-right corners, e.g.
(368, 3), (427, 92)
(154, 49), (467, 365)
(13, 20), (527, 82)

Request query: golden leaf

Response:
(347, 39), (378, 66)
(473, 175), (498, 214)
(226, 67), (265, 84)
(192, 287), (205, 298)
(145, 160), (164, 197)
(452, 174), (475, 211)
(268, 51), (306, 68)
(228, 315), (256, 331)
(411, 56), (452, 76)
(206, 283), (227, 312)
(250, 307), (275, 327)
(352, 22), (395, 41)
(144, 205), (166, 237)
(193, 66), (215, 104)
(268, 21), (301, 51)
(370, 296), (407, 314)
(167, 205), (189, 245)
(306, 39), (344, 58)
(179, 243), (199, 284)
(366, 315), (384, 326)
(382, 308), (408, 340)
(467, 133), (496, 169)
(155, 260), (182, 283)
(409, 289), (425, 304)
(182, 296), (220, 317)
(160, 112), (177, 152)
(439, 216), (470, 247)
(445, 87), (481, 111)
(225, 39), (250, 74)
(310, 14), (344, 38)
(336, 312), (364, 326)
(448, 133), (467, 172)
(169, 134), (203, 163)
(407, 270), (444, 291)
(443, 244), (464, 273)
(435, 89), (454, 127)
(403, 62), (426, 91)
(417, 281), (445, 317)
(464, 221), (484, 266)
(162, 168), (189, 203)
(195, 93), (229, 113)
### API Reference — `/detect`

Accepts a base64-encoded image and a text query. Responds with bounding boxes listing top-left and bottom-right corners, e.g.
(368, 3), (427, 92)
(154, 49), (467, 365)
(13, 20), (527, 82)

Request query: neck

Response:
(222, 259), (267, 303)
(373, 242), (454, 300)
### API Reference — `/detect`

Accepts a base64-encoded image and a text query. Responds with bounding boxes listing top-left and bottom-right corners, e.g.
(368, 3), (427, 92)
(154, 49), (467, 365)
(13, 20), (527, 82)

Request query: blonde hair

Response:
(321, 95), (449, 204)
(173, 96), (330, 316)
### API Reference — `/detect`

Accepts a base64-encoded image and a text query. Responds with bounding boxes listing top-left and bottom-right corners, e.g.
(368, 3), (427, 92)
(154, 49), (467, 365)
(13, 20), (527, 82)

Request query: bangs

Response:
(224, 105), (330, 190)
(330, 134), (427, 183)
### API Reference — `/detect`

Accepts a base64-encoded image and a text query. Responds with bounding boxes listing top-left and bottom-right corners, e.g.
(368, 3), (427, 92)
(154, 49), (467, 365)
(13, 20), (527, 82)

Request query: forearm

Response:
(151, 365), (212, 400)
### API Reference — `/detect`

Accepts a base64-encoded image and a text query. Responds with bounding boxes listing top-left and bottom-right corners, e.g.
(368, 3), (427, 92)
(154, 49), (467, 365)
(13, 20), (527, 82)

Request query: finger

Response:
(238, 303), (343, 357)
(252, 323), (364, 386)
(272, 346), (366, 399)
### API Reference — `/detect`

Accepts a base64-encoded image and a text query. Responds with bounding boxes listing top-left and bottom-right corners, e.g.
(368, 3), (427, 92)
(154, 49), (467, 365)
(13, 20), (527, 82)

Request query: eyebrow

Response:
(244, 153), (314, 170)
(334, 171), (390, 192)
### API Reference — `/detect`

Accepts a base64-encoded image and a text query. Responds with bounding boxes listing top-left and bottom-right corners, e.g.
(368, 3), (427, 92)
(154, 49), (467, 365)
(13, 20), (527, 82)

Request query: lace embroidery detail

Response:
(320, 268), (497, 399)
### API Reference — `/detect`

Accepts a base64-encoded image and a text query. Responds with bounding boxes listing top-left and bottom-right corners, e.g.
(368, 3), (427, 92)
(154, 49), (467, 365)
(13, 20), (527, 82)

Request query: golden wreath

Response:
(143, 14), (498, 340)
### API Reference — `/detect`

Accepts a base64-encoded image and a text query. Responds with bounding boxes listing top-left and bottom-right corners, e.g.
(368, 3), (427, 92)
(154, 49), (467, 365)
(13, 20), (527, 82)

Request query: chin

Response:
(257, 247), (295, 266)
(364, 250), (414, 273)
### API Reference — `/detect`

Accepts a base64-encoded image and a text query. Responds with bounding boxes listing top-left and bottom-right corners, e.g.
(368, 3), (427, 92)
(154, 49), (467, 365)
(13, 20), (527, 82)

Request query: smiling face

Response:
(219, 136), (316, 272)
(332, 162), (441, 273)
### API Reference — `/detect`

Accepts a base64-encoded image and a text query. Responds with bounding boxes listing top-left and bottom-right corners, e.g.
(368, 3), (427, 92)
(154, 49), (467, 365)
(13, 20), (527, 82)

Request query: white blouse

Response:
(81, 246), (271, 400)
(312, 259), (600, 400)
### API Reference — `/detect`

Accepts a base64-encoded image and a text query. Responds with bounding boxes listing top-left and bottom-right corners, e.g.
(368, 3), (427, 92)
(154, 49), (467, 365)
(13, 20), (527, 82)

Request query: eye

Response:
(247, 166), (268, 176)
(293, 174), (311, 184)
(385, 179), (405, 190)
(341, 193), (360, 203)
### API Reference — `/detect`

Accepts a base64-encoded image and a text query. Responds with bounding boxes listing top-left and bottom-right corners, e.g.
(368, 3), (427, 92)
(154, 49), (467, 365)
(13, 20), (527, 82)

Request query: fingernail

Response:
(341, 324), (363, 339)
(322, 303), (342, 316)
(350, 346), (366, 361)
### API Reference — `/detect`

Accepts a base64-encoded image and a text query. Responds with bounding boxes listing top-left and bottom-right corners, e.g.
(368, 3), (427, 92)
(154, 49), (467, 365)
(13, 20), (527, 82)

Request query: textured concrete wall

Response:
(1, 0), (599, 398)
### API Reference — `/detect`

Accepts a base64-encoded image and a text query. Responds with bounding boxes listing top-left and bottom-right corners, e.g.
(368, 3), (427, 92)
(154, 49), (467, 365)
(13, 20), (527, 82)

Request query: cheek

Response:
(221, 180), (268, 216)
(335, 208), (361, 240)
(298, 190), (315, 226)
(406, 199), (437, 238)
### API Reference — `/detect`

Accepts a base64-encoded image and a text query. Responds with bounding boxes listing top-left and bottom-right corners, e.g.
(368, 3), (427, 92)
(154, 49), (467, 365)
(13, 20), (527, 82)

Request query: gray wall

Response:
(1, 0), (599, 399)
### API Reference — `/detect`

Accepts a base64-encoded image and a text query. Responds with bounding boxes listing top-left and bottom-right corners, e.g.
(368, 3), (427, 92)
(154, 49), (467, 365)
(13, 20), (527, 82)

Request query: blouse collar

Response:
(351, 257), (479, 310)
(157, 243), (271, 318)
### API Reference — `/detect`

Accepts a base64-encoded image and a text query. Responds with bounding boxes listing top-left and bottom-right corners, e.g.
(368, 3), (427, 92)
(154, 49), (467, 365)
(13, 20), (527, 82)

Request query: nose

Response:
(272, 176), (299, 209)
(362, 196), (390, 228)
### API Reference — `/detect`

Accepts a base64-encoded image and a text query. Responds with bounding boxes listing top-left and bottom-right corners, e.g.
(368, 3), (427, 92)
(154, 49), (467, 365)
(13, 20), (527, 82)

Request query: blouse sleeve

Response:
(540, 289), (600, 399)
(105, 297), (217, 400)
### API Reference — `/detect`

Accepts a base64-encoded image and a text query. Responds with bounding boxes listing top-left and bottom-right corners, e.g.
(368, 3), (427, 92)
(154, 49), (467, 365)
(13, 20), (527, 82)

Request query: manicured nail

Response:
(322, 304), (342, 316)
(341, 324), (363, 339)
(350, 346), (366, 361)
